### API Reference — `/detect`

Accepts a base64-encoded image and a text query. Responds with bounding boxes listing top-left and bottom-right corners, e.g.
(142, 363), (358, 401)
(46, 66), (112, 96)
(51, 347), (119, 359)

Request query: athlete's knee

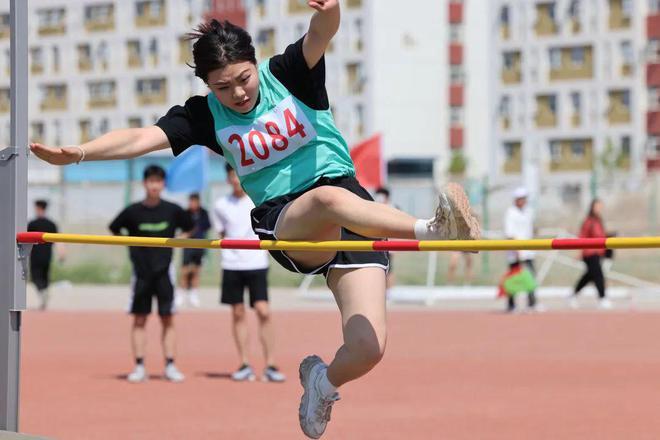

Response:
(133, 315), (148, 328)
(311, 186), (348, 214)
(232, 304), (246, 321)
(253, 302), (270, 322)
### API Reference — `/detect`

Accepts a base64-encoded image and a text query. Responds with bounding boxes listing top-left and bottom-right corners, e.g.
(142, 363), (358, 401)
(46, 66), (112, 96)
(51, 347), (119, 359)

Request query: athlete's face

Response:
(143, 176), (165, 200)
(207, 61), (259, 114)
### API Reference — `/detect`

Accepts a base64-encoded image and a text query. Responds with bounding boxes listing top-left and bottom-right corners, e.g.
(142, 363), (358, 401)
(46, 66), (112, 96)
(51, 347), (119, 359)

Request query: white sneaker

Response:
(262, 366), (286, 383)
(164, 363), (185, 382)
(598, 298), (613, 310)
(39, 289), (50, 311)
(427, 183), (481, 240)
(568, 296), (580, 310)
(188, 291), (201, 308)
(231, 364), (256, 382)
(298, 355), (340, 439)
(175, 291), (185, 308)
(127, 364), (147, 383)
(531, 304), (546, 313)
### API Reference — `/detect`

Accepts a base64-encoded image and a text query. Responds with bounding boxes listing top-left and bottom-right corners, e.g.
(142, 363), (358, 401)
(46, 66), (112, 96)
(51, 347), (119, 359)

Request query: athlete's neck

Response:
(143, 196), (161, 207)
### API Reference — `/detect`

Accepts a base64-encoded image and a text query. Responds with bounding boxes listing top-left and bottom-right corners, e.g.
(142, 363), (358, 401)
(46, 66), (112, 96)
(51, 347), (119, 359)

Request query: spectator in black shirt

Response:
(27, 200), (61, 310)
(109, 165), (193, 383)
(177, 193), (211, 308)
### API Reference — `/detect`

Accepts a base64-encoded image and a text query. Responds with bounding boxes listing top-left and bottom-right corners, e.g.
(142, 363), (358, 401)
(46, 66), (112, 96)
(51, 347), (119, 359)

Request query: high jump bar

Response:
(15, 232), (660, 252)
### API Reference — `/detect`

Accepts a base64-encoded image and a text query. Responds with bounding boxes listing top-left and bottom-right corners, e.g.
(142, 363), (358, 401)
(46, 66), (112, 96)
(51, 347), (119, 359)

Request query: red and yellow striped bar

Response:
(15, 232), (660, 252)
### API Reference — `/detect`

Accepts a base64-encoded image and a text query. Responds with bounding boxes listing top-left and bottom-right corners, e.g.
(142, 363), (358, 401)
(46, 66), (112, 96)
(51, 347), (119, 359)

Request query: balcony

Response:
(40, 92), (68, 111)
(549, 46), (594, 81)
(135, 1), (166, 27)
(449, 44), (463, 65)
(648, 15), (660, 39)
(549, 139), (593, 172)
(0, 14), (8, 39)
(535, 96), (557, 128)
(534, 4), (558, 36)
(38, 23), (66, 36)
(448, 2), (463, 24)
(31, 64), (44, 75)
(85, 16), (115, 32)
(0, 89), (9, 113)
(288, 0), (308, 13)
(607, 91), (632, 124)
(503, 142), (522, 174)
(346, 0), (362, 8)
(449, 84), (463, 106)
(648, 111), (660, 135)
(137, 91), (167, 106)
(501, 51), (522, 84)
(609, 0), (631, 29)
(88, 96), (117, 109)
(450, 126), (463, 149)
(500, 25), (510, 39)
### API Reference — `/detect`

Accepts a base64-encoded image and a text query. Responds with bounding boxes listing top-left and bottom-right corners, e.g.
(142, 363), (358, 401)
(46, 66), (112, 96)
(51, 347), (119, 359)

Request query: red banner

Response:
(350, 134), (383, 189)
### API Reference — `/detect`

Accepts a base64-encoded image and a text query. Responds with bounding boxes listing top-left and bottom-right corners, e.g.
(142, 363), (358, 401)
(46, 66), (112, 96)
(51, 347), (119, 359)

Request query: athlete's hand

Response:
(30, 143), (82, 165)
(308, 0), (338, 12)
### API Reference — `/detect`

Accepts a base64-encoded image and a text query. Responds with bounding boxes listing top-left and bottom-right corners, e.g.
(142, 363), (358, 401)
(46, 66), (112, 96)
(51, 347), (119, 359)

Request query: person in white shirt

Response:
(212, 163), (285, 383)
(503, 187), (539, 312)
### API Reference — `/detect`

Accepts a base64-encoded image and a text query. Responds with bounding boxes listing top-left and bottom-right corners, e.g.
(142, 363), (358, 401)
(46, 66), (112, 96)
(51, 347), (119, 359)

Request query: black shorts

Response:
(221, 269), (268, 308)
(129, 267), (175, 316)
(182, 248), (205, 266)
(30, 261), (50, 291)
(250, 175), (389, 277)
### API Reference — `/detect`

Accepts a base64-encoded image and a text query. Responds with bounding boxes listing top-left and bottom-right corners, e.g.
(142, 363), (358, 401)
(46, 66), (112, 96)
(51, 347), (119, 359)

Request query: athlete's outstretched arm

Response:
(303, 0), (340, 69)
(30, 126), (170, 165)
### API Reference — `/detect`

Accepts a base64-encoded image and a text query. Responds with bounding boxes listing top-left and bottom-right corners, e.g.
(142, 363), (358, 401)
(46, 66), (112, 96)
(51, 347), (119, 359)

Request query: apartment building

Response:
(491, 0), (655, 193)
(245, 0), (447, 179)
(0, 0), (221, 183)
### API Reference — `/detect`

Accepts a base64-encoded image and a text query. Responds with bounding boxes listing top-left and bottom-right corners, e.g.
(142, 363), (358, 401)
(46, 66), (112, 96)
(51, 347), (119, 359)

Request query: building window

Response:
(450, 65), (464, 83)
(622, 90), (631, 109)
(0, 14), (9, 39)
(571, 47), (585, 65)
(31, 122), (45, 143)
(570, 140), (585, 159)
(503, 52), (515, 69)
(650, 87), (659, 110)
(500, 5), (510, 25)
(622, 0), (633, 17)
(52, 46), (60, 72)
(651, 0), (660, 13)
(648, 136), (660, 157)
(450, 106), (464, 125)
(449, 24), (462, 42)
(571, 92), (581, 112)
(621, 136), (631, 156)
(500, 95), (511, 116)
(549, 141), (562, 163)
(84, 3), (114, 31)
(37, 8), (66, 35)
(549, 48), (561, 69)
(30, 47), (44, 74)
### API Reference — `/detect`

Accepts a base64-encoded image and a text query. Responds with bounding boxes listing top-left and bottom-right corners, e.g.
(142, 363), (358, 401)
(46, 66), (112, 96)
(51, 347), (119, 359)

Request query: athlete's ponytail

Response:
(187, 19), (257, 82)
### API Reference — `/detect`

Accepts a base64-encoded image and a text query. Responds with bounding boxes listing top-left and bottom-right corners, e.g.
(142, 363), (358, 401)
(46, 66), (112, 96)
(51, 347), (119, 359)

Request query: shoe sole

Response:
(444, 183), (481, 241)
(298, 355), (324, 439)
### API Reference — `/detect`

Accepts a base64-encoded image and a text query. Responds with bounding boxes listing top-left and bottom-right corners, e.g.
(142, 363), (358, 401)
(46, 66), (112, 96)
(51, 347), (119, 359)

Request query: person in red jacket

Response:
(570, 199), (611, 309)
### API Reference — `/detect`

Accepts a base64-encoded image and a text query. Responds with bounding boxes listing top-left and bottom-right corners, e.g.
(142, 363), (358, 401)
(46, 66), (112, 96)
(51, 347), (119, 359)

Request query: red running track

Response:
(20, 310), (660, 439)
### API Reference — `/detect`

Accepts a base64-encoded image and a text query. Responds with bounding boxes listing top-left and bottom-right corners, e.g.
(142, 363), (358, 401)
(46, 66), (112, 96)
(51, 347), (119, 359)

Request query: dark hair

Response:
(189, 193), (200, 200)
(34, 200), (48, 210)
(143, 165), (166, 181)
(587, 198), (601, 218)
(225, 162), (235, 174)
(375, 187), (390, 198)
(187, 19), (257, 82)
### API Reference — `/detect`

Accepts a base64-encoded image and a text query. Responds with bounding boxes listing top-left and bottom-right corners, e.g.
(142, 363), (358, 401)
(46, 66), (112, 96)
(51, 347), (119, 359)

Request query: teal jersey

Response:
(207, 60), (355, 206)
